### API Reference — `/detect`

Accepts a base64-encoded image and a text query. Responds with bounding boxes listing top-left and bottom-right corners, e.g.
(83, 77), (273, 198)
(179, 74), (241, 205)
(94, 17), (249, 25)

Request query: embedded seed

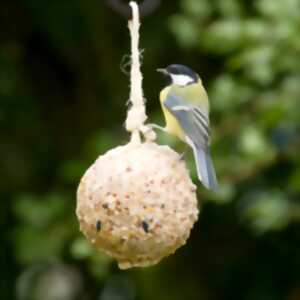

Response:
(142, 220), (149, 233)
(96, 220), (102, 232)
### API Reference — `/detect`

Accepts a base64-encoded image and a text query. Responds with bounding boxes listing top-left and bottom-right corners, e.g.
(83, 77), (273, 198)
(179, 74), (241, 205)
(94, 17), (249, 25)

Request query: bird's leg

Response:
(141, 123), (167, 142)
(179, 152), (185, 161)
(147, 123), (167, 133)
(179, 145), (189, 161)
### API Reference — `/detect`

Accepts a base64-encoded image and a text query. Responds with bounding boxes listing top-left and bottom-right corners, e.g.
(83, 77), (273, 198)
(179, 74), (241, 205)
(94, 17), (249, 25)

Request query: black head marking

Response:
(166, 64), (198, 83)
(157, 64), (199, 85)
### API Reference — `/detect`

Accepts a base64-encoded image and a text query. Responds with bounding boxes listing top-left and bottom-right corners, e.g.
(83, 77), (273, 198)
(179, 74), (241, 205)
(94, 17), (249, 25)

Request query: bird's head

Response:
(157, 64), (199, 86)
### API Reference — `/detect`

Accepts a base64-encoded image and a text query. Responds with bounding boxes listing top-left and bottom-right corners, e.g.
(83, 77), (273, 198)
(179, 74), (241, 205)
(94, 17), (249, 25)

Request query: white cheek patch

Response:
(171, 74), (194, 86)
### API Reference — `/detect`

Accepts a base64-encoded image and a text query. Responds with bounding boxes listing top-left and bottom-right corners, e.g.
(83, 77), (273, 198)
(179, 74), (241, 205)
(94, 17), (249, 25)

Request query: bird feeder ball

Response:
(76, 142), (199, 269)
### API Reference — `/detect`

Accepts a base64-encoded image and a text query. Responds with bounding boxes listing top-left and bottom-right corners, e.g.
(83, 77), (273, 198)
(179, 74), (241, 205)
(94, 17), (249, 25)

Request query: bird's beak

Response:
(156, 68), (168, 75)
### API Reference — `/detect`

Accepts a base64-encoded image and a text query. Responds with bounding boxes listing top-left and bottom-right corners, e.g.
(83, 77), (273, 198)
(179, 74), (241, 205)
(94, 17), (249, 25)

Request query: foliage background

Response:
(1, 0), (300, 299)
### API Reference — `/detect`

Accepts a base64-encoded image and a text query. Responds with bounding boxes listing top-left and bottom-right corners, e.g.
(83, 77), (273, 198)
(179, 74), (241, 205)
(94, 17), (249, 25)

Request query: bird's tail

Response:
(191, 144), (218, 191)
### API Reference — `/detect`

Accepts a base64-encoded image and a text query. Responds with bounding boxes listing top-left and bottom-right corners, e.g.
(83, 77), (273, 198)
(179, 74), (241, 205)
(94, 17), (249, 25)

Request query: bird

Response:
(154, 64), (218, 190)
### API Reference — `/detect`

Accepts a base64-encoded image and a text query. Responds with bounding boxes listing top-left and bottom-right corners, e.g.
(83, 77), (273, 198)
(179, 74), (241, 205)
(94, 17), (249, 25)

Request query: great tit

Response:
(156, 64), (218, 190)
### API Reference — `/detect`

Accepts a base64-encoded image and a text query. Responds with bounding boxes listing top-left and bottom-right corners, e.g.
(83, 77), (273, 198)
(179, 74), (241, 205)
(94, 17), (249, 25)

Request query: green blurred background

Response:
(1, 0), (300, 299)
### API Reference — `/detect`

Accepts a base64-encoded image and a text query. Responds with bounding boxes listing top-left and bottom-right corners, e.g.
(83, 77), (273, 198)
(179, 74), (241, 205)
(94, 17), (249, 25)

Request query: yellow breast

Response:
(159, 86), (186, 141)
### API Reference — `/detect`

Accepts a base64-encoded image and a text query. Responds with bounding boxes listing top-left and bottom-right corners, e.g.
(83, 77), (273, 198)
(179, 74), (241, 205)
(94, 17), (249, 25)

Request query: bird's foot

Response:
(178, 145), (189, 161)
(140, 125), (157, 142)
(179, 151), (187, 161)
(179, 152), (185, 161)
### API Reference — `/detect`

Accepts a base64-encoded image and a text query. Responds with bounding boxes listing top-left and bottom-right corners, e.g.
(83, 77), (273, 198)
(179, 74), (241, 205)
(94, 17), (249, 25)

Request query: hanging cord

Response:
(125, 2), (147, 143)
(105, 0), (161, 19)
(105, 1), (157, 143)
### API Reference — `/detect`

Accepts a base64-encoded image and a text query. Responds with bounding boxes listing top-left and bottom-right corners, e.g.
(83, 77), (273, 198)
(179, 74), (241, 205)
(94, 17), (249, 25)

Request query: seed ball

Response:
(76, 142), (198, 269)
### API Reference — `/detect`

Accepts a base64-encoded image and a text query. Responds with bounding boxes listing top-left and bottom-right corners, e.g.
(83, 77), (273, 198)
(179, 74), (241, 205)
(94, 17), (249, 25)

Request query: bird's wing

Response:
(163, 91), (210, 150)
(164, 90), (218, 190)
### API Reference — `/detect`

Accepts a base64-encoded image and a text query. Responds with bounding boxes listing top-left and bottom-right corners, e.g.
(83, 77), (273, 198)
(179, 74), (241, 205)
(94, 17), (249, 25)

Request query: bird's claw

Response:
(179, 152), (186, 161)
(140, 125), (157, 142)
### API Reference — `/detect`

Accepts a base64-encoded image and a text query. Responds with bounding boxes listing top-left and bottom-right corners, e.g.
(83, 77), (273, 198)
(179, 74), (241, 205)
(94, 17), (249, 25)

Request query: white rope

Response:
(125, 1), (147, 143)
